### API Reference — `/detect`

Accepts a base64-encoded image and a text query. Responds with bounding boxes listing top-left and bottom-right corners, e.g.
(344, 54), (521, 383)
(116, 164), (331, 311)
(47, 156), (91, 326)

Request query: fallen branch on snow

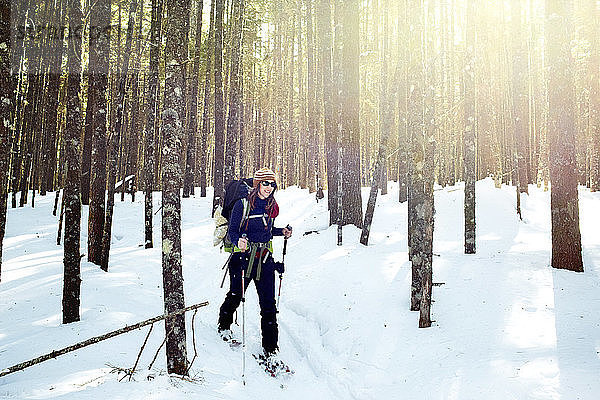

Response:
(0, 301), (209, 378)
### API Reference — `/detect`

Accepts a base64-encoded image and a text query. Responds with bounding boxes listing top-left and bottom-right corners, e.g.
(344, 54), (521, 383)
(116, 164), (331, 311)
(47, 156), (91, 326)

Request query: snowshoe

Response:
(219, 329), (242, 349)
(253, 353), (294, 378)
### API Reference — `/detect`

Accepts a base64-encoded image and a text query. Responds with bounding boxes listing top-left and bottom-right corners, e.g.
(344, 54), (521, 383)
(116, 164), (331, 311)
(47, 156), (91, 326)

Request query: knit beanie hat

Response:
(253, 167), (277, 188)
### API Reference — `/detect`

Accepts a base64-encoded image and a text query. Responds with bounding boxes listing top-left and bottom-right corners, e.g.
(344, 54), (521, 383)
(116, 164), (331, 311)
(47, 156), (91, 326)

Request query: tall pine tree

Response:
(463, 0), (476, 255)
(545, 0), (583, 272)
(0, 0), (14, 281)
(212, 0), (226, 214)
(87, 0), (111, 266)
(340, 0), (363, 228)
(161, 0), (191, 375)
(63, 0), (84, 324)
(144, 0), (162, 249)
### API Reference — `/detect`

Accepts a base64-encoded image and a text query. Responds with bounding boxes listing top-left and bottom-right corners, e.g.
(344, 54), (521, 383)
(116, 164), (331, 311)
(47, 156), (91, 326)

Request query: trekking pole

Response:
(241, 268), (246, 385)
(241, 234), (247, 385)
(220, 253), (234, 288)
(276, 271), (283, 310)
(276, 225), (291, 309)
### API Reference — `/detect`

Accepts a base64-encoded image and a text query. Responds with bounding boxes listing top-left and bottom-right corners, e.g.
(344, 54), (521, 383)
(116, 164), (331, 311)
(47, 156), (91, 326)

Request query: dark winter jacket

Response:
(227, 196), (284, 246)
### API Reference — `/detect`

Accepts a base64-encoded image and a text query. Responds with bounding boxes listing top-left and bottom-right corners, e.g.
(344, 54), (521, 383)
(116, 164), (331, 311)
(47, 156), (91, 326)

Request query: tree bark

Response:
(42, 3), (64, 195)
(200, 0), (216, 198)
(0, 0), (14, 281)
(305, 0), (317, 193)
(360, 121), (392, 246)
(144, 0), (162, 249)
(360, 0), (392, 246)
(340, 0), (363, 228)
(317, 0), (336, 223)
(63, 0), (83, 324)
(224, 0), (244, 185)
(588, 0), (600, 192)
(212, 0), (226, 213)
(100, 0), (139, 271)
(419, 0), (436, 328)
(183, 0), (204, 198)
(286, 10), (297, 187)
(19, 68), (40, 207)
(511, 0), (530, 196)
(126, 0), (145, 202)
(81, 71), (94, 206)
(396, 0), (408, 203)
(297, 8), (307, 189)
(463, 0), (476, 255)
(545, 0), (583, 272)
(406, 0), (422, 265)
(379, 1), (390, 196)
(87, 0), (111, 266)
(162, 0), (191, 375)
(407, 0), (424, 310)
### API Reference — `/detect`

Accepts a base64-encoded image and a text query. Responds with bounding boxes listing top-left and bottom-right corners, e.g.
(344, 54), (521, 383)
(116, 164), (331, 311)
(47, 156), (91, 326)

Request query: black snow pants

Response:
(218, 252), (278, 354)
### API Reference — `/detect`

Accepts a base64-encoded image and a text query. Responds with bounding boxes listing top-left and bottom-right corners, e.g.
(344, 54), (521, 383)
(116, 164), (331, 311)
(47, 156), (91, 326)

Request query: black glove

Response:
(273, 261), (285, 274)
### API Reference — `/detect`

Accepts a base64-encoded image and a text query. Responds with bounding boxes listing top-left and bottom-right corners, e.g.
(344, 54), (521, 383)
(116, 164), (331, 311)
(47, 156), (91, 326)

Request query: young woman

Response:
(218, 167), (292, 358)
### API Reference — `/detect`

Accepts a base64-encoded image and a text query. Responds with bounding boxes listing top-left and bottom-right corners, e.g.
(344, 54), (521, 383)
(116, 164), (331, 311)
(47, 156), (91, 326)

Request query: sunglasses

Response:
(261, 181), (277, 188)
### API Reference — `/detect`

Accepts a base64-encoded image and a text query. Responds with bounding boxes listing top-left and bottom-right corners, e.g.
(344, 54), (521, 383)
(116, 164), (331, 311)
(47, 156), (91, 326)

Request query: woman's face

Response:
(258, 180), (276, 199)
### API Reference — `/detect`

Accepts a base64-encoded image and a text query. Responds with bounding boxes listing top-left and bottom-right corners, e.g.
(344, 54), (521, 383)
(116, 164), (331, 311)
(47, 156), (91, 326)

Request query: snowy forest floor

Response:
(1, 178), (599, 399)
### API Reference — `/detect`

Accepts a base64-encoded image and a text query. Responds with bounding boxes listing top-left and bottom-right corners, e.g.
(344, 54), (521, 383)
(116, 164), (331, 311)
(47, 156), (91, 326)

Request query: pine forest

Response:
(0, 0), (599, 398)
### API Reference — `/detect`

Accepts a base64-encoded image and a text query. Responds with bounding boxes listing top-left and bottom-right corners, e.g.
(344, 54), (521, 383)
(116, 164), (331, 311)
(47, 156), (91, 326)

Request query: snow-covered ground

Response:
(1, 178), (599, 399)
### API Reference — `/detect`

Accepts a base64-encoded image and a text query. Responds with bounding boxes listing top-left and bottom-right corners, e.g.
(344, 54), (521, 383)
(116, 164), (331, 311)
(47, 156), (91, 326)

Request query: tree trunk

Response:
(360, 122), (392, 246)
(144, 0), (162, 249)
(127, 0), (145, 203)
(419, 0), (436, 328)
(297, 9), (307, 189)
(464, 0), (476, 255)
(360, 0), (391, 246)
(19, 71), (40, 207)
(42, 3), (64, 195)
(63, 0), (83, 324)
(212, 0), (226, 214)
(545, 0), (583, 272)
(224, 0), (244, 185)
(100, 0), (139, 271)
(379, 0), (390, 196)
(286, 11), (297, 187)
(200, 0), (216, 198)
(406, 0), (422, 265)
(81, 71), (94, 206)
(183, 0), (204, 198)
(317, 0), (336, 223)
(0, 0), (14, 281)
(511, 0), (530, 196)
(340, 0), (362, 228)
(396, 0), (408, 203)
(87, 0), (111, 266)
(589, 0), (600, 192)
(162, 0), (191, 375)
(305, 0), (317, 193)
(407, 0), (424, 310)
(238, 66), (246, 178)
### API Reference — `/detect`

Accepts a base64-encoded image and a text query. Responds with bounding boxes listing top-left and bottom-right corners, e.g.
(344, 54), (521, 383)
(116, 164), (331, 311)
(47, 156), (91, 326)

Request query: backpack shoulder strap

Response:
(239, 198), (250, 230)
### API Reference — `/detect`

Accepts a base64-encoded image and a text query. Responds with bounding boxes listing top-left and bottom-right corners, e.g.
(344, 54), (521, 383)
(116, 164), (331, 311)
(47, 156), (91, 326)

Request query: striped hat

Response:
(253, 167), (277, 188)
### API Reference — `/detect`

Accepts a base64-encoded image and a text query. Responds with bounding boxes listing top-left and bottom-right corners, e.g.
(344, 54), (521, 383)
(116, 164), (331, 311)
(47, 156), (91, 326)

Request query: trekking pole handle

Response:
(240, 233), (248, 252)
(282, 225), (291, 258)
